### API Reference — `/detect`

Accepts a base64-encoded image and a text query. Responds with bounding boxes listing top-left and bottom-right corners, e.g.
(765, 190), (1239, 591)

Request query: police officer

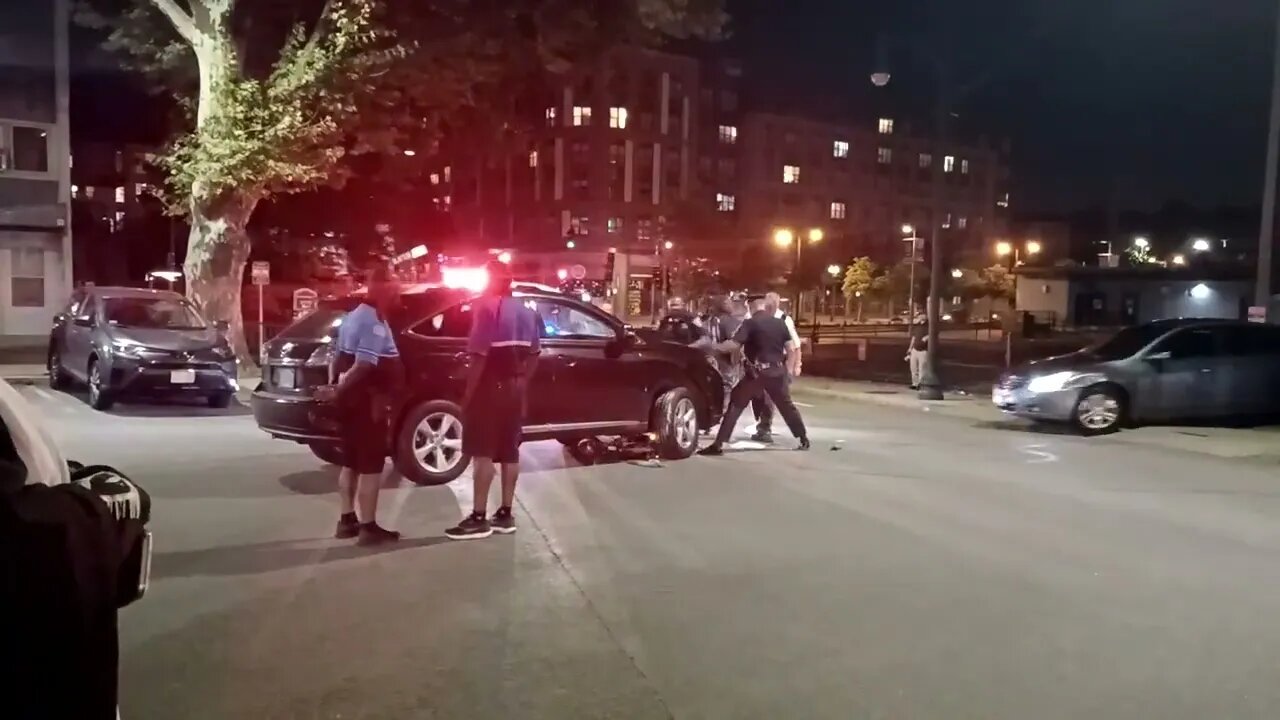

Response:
(315, 265), (403, 546)
(445, 260), (542, 540)
(751, 291), (802, 442)
(699, 296), (810, 455)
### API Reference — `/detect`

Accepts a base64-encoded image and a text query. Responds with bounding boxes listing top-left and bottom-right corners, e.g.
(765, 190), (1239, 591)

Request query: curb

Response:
(4, 375), (49, 387)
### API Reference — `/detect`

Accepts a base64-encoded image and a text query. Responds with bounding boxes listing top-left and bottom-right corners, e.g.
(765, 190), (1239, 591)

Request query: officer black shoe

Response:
(698, 444), (725, 456)
(796, 437), (811, 451)
(750, 431), (774, 444)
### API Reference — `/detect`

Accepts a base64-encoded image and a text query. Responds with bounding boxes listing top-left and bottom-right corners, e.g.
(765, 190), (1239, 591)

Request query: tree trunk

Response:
(184, 191), (260, 369)
(857, 299), (864, 323)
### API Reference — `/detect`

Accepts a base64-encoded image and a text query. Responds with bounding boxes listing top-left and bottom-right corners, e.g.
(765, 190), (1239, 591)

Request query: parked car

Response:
(250, 282), (726, 485)
(993, 318), (1280, 435)
(47, 287), (238, 410)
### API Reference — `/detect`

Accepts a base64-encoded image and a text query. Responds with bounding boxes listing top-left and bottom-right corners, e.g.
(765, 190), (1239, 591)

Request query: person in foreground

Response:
(315, 266), (404, 546)
(446, 260), (541, 540)
(699, 296), (810, 455)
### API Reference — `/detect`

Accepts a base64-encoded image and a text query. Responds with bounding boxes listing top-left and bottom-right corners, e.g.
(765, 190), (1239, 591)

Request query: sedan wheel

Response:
(1073, 387), (1123, 436)
(395, 399), (470, 485)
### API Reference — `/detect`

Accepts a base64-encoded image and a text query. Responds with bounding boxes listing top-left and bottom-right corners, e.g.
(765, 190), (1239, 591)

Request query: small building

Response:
(0, 0), (71, 341)
(1014, 266), (1253, 328)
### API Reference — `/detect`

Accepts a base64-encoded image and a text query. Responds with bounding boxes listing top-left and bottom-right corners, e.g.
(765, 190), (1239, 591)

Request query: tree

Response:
(841, 256), (877, 321)
(79, 0), (727, 364)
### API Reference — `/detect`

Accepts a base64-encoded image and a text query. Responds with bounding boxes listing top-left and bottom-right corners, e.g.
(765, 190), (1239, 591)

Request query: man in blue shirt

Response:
(445, 260), (541, 540)
(315, 266), (403, 546)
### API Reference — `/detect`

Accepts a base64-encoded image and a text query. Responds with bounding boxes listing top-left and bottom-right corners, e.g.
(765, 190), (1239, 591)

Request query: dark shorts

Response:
(339, 397), (388, 475)
(463, 378), (525, 464)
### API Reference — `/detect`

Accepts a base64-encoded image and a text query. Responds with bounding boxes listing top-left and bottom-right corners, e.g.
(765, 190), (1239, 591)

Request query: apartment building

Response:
(738, 111), (1010, 266)
(0, 0), (72, 340)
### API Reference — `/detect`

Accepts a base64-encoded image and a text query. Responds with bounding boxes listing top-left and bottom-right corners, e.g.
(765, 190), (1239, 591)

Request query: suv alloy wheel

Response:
(652, 386), (700, 459)
(395, 399), (469, 485)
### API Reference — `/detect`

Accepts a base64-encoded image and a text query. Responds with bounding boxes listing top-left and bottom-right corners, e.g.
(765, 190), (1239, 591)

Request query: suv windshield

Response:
(1086, 324), (1172, 361)
(102, 296), (206, 330)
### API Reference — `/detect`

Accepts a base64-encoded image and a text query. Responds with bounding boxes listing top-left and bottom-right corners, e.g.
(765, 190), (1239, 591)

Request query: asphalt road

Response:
(22, 385), (1280, 719)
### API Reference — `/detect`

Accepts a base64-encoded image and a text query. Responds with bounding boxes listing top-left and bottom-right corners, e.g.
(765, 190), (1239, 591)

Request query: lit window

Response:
(430, 173), (440, 185)
(877, 148), (892, 165)
(918, 153), (932, 169)
(942, 213), (952, 229)
(607, 217), (623, 233)
(70, 184), (79, 198)
(114, 186), (125, 203)
(609, 107), (628, 129)
(878, 118), (894, 134)
(529, 151), (538, 168)
(716, 193), (736, 212)
(84, 186), (96, 199)
(442, 195), (451, 208)
(961, 159), (970, 175)
(997, 192), (1010, 208)
(783, 165), (801, 184)
(114, 210), (125, 225)
(718, 125), (738, 144)
(68, 154), (73, 169)
(113, 151), (123, 172)
(957, 216), (968, 229)
(443, 166), (451, 182)
(546, 107), (557, 126)
(944, 156), (955, 173)
(570, 216), (589, 235)
(134, 182), (148, 196)
(833, 140), (849, 158)
(573, 106), (592, 126)
(830, 201), (847, 220)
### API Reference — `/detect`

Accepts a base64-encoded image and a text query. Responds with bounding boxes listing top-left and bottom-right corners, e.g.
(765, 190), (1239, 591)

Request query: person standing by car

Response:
(906, 316), (927, 389)
(700, 296), (810, 455)
(691, 295), (743, 413)
(445, 260), (542, 541)
(315, 266), (403, 546)
(751, 291), (802, 442)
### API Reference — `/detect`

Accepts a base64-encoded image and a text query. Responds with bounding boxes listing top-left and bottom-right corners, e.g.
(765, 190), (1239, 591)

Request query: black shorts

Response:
(463, 378), (525, 464)
(339, 397), (388, 475)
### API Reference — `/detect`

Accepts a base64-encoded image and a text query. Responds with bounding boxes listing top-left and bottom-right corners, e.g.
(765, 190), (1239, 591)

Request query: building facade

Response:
(1015, 267), (1252, 328)
(0, 0), (71, 340)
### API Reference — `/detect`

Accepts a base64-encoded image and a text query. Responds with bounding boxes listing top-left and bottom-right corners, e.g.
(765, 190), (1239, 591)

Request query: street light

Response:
(827, 264), (841, 277)
(995, 240), (1042, 367)
(496, 250), (512, 264)
(1172, 253), (1187, 266)
(565, 239), (576, 249)
(664, 240), (675, 251)
(1192, 238), (1211, 252)
(1026, 240), (1042, 255)
(951, 269), (963, 279)
(808, 228), (824, 243)
(1133, 236), (1150, 249)
(773, 228), (794, 247)
(772, 227), (824, 320)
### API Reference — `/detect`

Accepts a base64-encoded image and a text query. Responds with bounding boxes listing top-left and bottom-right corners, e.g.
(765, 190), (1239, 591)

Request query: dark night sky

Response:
(728, 0), (1277, 213)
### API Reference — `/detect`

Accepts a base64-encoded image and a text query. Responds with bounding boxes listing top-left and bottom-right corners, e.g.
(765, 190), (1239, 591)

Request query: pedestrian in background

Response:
(906, 316), (928, 389)
(446, 260), (542, 540)
(751, 291), (802, 443)
(315, 266), (403, 546)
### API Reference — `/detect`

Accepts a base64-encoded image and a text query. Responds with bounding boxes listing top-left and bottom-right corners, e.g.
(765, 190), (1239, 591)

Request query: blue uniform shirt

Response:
(468, 295), (540, 377)
(336, 303), (399, 365)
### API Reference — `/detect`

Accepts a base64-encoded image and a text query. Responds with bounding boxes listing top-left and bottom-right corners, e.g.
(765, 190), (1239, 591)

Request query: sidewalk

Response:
(793, 376), (1280, 462)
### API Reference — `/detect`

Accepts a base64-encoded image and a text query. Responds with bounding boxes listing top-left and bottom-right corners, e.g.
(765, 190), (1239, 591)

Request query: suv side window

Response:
(1223, 325), (1280, 356)
(531, 299), (615, 340)
(410, 301), (474, 338)
(1154, 327), (1219, 359)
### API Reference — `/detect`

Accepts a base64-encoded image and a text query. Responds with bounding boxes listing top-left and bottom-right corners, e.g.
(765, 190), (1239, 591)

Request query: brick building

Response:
(0, 0), (71, 340)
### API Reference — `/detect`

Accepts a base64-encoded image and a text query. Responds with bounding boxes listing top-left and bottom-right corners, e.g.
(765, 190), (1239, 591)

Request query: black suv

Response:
(251, 283), (725, 484)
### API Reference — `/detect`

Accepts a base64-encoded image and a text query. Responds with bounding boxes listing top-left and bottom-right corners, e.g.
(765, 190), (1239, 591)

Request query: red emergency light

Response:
(441, 266), (489, 292)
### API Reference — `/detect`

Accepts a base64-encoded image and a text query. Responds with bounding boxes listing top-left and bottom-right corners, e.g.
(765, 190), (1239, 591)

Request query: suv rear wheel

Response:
(395, 399), (469, 485)
(652, 387), (700, 459)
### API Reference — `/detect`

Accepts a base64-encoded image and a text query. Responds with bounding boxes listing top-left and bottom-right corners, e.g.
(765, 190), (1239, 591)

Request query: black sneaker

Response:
(491, 507), (517, 535)
(445, 511), (493, 540)
(357, 523), (401, 546)
(750, 432), (774, 444)
(698, 444), (724, 456)
(335, 514), (360, 540)
(797, 437), (811, 451)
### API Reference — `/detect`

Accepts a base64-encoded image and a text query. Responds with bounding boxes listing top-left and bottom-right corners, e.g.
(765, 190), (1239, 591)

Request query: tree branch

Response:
(303, 0), (336, 55)
(148, 0), (200, 45)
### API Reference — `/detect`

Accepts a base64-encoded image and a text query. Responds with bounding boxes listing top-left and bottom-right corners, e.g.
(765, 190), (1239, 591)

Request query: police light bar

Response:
(441, 266), (489, 292)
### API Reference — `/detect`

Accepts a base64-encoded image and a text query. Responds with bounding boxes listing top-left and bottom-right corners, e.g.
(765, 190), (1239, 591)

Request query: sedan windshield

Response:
(103, 297), (206, 330)
(1085, 324), (1170, 361)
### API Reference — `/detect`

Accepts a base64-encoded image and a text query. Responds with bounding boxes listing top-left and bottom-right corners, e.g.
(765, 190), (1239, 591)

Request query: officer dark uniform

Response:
(699, 306), (810, 454)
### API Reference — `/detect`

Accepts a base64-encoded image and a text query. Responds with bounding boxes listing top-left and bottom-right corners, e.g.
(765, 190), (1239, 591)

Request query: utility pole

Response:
(1257, 0), (1280, 310)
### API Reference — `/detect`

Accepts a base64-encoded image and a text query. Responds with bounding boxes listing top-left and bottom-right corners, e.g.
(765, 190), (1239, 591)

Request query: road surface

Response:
(21, 384), (1280, 719)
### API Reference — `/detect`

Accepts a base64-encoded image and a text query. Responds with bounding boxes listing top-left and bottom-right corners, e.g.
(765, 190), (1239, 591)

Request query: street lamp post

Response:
(773, 227), (823, 321)
(873, 46), (949, 400)
(995, 239), (1041, 367)
(902, 224), (922, 321)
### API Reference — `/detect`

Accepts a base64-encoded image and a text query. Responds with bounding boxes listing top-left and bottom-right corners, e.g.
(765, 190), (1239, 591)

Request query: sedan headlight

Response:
(1027, 371), (1103, 394)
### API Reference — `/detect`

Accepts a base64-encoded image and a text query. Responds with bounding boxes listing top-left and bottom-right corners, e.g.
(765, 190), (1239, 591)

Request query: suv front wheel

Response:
(395, 399), (469, 485)
(652, 387), (700, 459)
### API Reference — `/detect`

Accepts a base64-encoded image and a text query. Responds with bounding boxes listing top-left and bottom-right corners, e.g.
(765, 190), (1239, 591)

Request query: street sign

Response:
(293, 288), (319, 318)
(251, 261), (270, 285)
(1248, 305), (1267, 323)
